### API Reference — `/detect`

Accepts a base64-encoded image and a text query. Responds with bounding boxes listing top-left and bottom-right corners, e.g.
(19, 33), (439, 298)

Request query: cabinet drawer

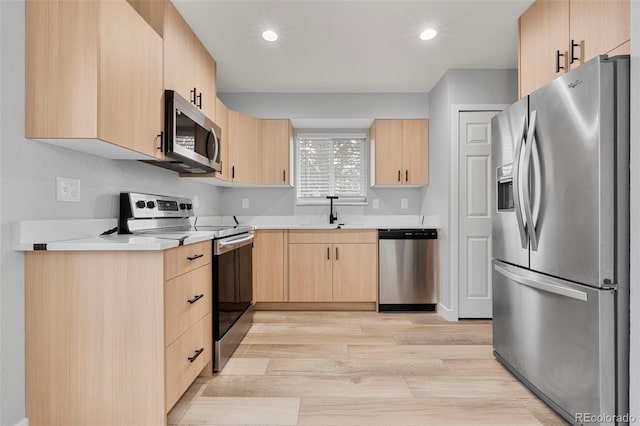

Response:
(288, 229), (377, 244)
(165, 314), (212, 411)
(165, 264), (212, 345)
(164, 240), (211, 280)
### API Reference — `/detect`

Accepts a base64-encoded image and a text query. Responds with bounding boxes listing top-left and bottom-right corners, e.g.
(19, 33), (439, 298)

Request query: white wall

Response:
(629, 0), (639, 417)
(0, 2), (223, 425)
(421, 69), (518, 317)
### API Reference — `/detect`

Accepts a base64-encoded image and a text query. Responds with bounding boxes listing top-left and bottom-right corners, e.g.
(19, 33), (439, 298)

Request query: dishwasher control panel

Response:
(378, 229), (437, 239)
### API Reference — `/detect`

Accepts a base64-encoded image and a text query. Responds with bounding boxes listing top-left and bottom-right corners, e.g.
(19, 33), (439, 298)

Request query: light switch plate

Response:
(242, 199), (249, 209)
(372, 199), (380, 209)
(56, 176), (80, 202)
(401, 198), (408, 209)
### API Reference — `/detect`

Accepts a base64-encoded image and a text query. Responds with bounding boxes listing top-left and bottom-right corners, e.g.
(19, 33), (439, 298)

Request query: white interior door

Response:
(458, 111), (499, 318)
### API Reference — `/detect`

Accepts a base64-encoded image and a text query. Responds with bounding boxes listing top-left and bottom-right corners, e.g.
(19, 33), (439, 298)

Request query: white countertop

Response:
(197, 214), (441, 230)
(14, 214), (441, 251)
(13, 220), (215, 251)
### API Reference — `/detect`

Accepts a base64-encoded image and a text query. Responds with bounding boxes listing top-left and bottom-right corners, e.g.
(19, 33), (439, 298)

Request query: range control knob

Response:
(135, 200), (146, 209)
(186, 203), (193, 210)
(146, 201), (156, 209)
(179, 203), (187, 210)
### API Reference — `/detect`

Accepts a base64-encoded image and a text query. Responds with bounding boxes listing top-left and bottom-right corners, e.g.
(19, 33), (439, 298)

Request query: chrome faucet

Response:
(327, 196), (338, 224)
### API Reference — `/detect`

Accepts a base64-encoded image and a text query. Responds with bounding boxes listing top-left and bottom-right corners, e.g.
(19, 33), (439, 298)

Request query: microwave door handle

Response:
(523, 110), (539, 251)
(512, 114), (528, 249)
(210, 127), (219, 165)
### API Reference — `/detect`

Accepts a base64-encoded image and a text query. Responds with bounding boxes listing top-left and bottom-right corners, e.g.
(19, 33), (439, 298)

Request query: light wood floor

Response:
(168, 311), (567, 426)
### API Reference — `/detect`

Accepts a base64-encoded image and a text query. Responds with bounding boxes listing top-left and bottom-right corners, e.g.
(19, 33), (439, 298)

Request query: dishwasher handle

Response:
(378, 229), (437, 239)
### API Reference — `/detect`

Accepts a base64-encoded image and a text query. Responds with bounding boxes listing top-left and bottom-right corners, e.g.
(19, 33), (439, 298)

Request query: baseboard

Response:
(438, 303), (458, 322)
(253, 302), (376, 311)
(12, 418), (28, 426)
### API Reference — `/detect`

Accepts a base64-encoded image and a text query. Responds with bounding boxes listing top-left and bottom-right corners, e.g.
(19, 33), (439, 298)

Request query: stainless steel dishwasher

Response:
(378, 229), (438, 311)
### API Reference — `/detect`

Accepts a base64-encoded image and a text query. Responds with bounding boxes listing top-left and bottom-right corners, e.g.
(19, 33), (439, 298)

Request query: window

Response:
(296, 134), (367, 204)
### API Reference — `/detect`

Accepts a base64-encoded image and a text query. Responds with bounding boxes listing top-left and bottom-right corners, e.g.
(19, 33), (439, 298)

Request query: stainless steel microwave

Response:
(155, 90), (221, 174)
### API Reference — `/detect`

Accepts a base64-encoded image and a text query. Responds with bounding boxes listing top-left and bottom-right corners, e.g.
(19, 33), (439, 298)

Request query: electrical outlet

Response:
(401, 198), (408, 209)
(372, 199), (380, 210)
(242, 199), (249, 209)
(56, 177), (80, 202)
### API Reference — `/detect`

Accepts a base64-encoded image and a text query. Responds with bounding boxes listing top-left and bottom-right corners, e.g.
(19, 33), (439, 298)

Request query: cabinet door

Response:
(371, 120), (403, 185)
(519, 0), (569, 97)
(253, 230), (285, 302)
(194, 39), (217, 120)
(215, 98), (230, 181)
(332, 244), (377, 302)
(569, 0), (629, 69)
(126, 0), (165, 37)
(26, 0), (99, 139)
(163, 2), (195, 103)
(288, 244), (333, 302)
(228, 111), (261, 183)
(402, 119), (428, 185)
(98, 0), (163, 158)
(262, 119), (292, 185)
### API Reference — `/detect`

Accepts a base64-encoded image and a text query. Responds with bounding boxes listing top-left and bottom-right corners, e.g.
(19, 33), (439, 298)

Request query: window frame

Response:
(295, 132), (369, 206)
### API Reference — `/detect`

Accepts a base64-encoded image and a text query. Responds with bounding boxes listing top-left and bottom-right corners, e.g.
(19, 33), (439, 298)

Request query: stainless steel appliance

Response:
(119, 192), (254, 372)
(147, 90), (221, 174)
(378, 229), (438, 311)
(491, 55), (629, 425)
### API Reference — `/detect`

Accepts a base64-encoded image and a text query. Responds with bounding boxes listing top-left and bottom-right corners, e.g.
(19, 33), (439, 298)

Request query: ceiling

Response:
(173, 0), (534, 93)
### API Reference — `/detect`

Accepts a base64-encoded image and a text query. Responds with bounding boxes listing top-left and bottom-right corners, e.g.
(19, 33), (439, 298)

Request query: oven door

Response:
(213, 233), (253, 340)
(164, 90), (221, 173)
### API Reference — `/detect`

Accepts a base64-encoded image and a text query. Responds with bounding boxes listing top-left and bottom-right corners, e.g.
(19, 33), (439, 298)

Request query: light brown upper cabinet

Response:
(569, 0), (630, 69)
(262, 119), (294, 186)
(519, 0), (569, 98)
(370, 119), (429, 186)
(519, 0), (629, 97)
(228, 111), (262, 184)
(26, 0), (163, 159)
(163, 2), (216, 120)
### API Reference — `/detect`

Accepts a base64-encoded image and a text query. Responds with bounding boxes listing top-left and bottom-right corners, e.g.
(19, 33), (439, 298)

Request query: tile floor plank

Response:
(265, 358), (445, 376)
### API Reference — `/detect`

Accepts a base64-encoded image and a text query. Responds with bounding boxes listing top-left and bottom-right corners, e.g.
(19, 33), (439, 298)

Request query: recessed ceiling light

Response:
(262, 30), (278, 42)
(420, 28), (437, 41)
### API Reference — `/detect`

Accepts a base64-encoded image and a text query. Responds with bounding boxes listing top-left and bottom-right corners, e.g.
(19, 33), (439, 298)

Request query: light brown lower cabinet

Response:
(25, 241), (212, 426)
(288, 230), (378, 303)
(253, 230), (286, 302)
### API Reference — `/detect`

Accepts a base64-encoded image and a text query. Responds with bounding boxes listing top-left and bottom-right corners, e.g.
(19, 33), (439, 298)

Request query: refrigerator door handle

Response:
(512, 115), (528, 249)
(523, 110), (539, 251)
(494, 263), (588, 301)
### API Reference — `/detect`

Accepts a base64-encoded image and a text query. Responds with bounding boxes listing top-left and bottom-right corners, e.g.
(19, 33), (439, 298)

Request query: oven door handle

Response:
(215, 234), (254, 255)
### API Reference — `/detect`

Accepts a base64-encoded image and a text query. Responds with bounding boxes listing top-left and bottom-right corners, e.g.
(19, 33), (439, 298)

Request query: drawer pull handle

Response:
(188, 348), (204, 363)
(187, 294), (204, 304)
(187, 254), (204, 261)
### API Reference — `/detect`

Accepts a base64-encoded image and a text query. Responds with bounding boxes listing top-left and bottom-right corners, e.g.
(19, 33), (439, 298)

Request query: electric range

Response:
(119, 192), (254, 372)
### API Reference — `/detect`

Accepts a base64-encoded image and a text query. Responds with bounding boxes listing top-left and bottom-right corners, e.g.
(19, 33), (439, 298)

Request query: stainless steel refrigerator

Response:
(491, 55), (629, 426)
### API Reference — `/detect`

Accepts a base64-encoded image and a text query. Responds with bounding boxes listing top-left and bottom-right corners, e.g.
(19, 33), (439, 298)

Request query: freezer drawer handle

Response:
(494, 263), (588, 301)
